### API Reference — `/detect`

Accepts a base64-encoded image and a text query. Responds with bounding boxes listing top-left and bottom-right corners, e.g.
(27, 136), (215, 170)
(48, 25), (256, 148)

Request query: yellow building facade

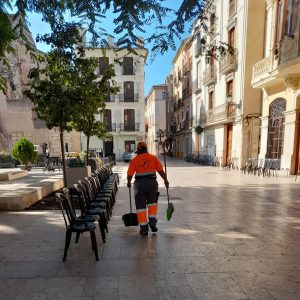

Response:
(252, 0), (300, 174)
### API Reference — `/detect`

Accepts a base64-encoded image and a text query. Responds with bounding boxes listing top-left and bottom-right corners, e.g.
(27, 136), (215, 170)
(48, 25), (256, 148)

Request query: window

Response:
(104, 109), (112, 131)
(124, 109), (135, 131)
(228, 27), (235, 48)
(65, 143), (69, 153)
(124, 81), (134, 102)
(196, 62), (201, 89)
(226, 80), (233, 98)
(99, 57), (109, 74)
(123, 57), (134, 75)
(209, 91), (214, 109)
(286, 0), (299, 36)
(125, 141), (136, 152)
(266, 98), (286, 159)
(274, 0), (284, 56)
(196, 32), (201, 56)
(162, 91), (166, 99)
(104, 81), (110, 102)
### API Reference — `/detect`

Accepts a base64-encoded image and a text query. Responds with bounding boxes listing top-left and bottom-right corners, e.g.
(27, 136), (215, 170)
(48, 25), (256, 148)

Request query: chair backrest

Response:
(55, 192), (77, 229)
(73, 183), (89, 211)
(79, 179), (95, 203)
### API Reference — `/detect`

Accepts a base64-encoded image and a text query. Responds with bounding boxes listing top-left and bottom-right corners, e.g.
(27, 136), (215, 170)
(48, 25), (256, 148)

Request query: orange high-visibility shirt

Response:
(127, 153), (163, 178)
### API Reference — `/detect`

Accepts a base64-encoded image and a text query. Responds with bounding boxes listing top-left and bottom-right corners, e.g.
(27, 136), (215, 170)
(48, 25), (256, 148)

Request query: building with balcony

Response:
(171, 39), (194, 159)
(251, 0), (300, 174)
(145, 85), (167, 155)
(165, 73), (175, 155)
(81, 37), (148, 160)
(191, 0), (265, 166)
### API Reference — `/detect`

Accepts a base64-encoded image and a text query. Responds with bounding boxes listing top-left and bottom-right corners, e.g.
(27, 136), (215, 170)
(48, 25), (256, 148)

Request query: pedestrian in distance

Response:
(127, 141), (169, 235)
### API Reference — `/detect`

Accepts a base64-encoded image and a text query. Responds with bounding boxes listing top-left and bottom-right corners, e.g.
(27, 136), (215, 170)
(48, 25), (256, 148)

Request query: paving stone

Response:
(1, 160), (300, 299)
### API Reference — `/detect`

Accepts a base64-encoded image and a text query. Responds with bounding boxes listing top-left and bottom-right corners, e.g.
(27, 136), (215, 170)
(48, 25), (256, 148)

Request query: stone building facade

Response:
(0, 16), (80, 156)
(252, 0), (300, 174)
(145, 85), (167, 155)
(190, 0), (265, 167)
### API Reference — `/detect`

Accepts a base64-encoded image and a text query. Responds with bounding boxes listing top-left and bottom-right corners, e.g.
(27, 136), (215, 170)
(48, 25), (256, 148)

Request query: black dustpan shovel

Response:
(122, 187), (139, 226)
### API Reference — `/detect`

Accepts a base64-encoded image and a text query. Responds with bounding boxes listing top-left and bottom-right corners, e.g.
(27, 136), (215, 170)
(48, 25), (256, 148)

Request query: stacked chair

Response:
(55, 163), (119, 261)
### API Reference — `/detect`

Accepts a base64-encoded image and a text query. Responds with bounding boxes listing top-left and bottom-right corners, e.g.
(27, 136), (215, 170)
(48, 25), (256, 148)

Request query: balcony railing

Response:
(229, 0), (237, 18)
(119, 123), (140, 132)
(174, 98), (183, 111)
(119, 93), (139, 102)
(219, 51), (237, 74)
(106, 123), (116, 132)
(202, 66), (217, 85)
(182, 88), (192, 100)
(206, 102), (236, 124)
(251, 56), (277, 86)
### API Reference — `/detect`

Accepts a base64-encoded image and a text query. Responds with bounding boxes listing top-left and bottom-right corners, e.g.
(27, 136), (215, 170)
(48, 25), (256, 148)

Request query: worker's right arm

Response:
(158, 170), (169, 189)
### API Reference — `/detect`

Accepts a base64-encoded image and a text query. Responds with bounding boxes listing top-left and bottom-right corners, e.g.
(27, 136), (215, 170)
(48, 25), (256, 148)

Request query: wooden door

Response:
(123, 57), (133, 75)
(104, 109), (112, 131)
(124, 109), (135, 131)
(124, 81), (134, 102)
(226, 124), (233, 160)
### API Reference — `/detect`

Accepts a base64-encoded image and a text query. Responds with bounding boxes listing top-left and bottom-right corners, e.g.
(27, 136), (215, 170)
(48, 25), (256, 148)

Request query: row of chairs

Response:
(240, 158), (284, 177)
(55, 165), (119, 261)
(184, 154), (222, 167)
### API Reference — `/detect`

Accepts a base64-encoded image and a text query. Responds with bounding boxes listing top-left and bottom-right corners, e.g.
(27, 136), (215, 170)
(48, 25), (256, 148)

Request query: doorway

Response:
(226, 124), (233, 161)
(295, 112), (300, 174)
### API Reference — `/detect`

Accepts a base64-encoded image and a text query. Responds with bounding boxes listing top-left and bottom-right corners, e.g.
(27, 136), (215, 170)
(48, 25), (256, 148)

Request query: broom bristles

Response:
(166, 202), (174, 221)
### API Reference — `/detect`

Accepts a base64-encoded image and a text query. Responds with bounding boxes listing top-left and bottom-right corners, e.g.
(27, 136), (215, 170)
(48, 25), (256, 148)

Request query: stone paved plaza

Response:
(0, 159), (300, 299)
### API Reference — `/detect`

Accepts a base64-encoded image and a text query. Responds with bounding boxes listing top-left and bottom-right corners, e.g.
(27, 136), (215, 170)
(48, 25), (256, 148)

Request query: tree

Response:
(24, 24), (88, 187)
(1, 0), (229, 93)
(70, 56), (119, 165)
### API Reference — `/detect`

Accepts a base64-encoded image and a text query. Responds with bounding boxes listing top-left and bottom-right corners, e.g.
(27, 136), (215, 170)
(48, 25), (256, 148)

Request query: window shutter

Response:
(123, 57), (133, 75)
(99, 57), (109, 74)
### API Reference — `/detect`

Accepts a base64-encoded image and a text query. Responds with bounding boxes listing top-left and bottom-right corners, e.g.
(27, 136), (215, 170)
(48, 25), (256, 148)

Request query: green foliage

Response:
(67, 157), (85, 168)
(12, 137), (37, 165)
(195, 125), (203, 135)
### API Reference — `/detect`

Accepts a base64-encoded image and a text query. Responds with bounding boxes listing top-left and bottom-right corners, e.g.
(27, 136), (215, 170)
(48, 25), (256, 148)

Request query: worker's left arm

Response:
(127, 160), (135, 188)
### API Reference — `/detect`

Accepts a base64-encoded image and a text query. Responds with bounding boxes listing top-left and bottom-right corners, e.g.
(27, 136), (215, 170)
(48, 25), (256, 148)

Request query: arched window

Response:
(266, 98), (286, 158)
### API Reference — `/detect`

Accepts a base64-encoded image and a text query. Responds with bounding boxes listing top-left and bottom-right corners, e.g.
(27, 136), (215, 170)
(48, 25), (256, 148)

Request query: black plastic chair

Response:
(73, 183), (109, 238)
(63, 187), (107, 242)
(55, 192), (99, 261)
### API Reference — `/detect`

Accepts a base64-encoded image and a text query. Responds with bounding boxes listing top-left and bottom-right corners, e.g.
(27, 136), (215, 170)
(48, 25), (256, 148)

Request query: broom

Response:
(162, 144), (174, 221)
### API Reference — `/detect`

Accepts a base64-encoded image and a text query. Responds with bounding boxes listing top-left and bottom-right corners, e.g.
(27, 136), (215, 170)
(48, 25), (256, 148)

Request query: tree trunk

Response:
(86, 135), (90, 166)
(59, 124), (67, 187)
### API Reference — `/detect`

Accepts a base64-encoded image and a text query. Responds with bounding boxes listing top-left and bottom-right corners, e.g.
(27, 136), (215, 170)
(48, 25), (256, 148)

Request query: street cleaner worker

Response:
(127, 141), (169, 235)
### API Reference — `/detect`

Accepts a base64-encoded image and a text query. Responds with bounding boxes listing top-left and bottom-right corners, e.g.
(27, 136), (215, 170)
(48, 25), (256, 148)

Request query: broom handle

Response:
(162, 143), (170, 205)
(129, 187), (133, 214)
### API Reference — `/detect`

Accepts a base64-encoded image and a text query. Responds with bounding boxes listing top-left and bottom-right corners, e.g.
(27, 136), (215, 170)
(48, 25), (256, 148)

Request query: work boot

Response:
(139, 224), (149, 236)
(150, 224), (158, 233)
(149, 217), (158, 233)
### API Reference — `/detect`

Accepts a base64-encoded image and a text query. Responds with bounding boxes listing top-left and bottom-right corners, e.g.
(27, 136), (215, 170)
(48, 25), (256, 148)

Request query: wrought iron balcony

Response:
(119, 123), (140, 132)
(119, 94), (139, 102)
(202, 66), (217, 85)
(106, 123), (116, 132)
(219, 51), (237, 75)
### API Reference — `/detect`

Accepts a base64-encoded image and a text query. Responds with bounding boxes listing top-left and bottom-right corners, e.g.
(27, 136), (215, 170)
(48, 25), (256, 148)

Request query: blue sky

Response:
(15, 1), (191, 96)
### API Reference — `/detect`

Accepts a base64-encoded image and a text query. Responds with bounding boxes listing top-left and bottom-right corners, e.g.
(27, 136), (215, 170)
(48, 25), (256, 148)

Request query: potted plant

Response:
(12, 138), (37, 171)
(195, 125), (204, 135)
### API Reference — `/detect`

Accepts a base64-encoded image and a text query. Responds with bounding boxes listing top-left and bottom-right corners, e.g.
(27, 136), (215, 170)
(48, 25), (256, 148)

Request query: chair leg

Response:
(90, 230), (99, 261)
(63, 230), (72, 261)
(98, 217), (106, 243)
(75, 232), (80, 243)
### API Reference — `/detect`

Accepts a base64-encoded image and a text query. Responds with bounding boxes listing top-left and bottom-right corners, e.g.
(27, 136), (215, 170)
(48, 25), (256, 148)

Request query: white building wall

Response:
(82, 46), (147, 160)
